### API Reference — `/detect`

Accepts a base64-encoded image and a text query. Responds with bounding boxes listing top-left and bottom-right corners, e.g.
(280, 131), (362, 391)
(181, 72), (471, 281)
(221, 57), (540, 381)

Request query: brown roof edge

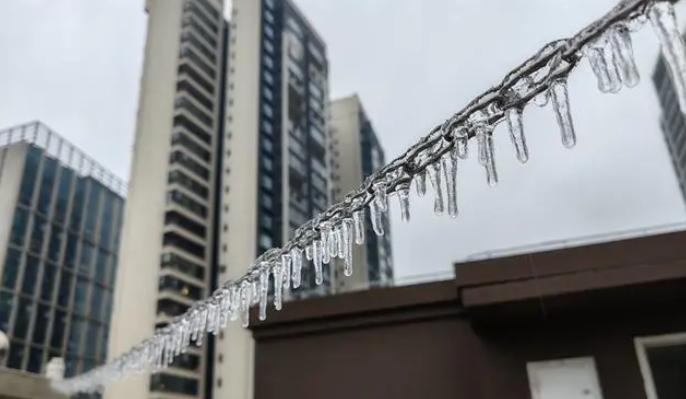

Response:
(249, 280), (460, 336)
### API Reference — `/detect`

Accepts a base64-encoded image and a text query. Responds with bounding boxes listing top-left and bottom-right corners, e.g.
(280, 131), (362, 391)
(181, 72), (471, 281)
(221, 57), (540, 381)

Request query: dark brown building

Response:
(250, 230), (686, 399)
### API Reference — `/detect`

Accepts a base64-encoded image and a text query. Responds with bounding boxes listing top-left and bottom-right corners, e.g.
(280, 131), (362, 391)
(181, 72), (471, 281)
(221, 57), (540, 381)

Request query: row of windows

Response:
(174, 114), (212, 144)
(177, 79), (214, 114)
(181, 13), (217, 50)
(171, 131), (211, 162)
(150, 373), (199, 396)
(166, 190), (208, 219)
(165, 211), (206, 239)
(178, 63), (215, 96)
(158, 275), (204, 301)
(169, 150), (210, 180)
(182, 0), (218, 34)
(163, 232), (205, 260)
(175, 96), (213, 128)
(160, 253), (205, 281)
(168, 169), (209, 199)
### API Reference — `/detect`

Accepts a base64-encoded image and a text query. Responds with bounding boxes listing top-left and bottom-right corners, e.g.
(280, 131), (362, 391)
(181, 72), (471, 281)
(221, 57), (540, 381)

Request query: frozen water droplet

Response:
(427, 162), (445, 214)
(352, 209), (365, 244)
(550, 78), (576, 148)
(272, 263), (283, 310)
(240, 281), (251, 327)
(320, 223), (331, 265)
(335, 226), (345, 259)
(533, 90), (549, 107)
(649, 2), (686, 113)
(441, 149), (458, 218)
(584, 40), (620, 93)
(373, 181), (388, 212)
(506, 108), (529, 163)
(281, 254), (291, 291)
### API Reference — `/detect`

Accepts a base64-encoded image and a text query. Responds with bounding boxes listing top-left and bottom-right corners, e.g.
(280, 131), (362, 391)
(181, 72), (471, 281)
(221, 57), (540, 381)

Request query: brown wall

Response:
(250, 231), (686, 399)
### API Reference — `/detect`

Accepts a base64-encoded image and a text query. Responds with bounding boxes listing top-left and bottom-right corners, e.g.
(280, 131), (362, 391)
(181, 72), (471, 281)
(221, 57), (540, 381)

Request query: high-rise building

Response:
(0, 121), (125, 379)
(654, 54), (686, 204)
(106, 0), (229, 398)
(216, 0), (330, 396)
(329, 95), (394, 293)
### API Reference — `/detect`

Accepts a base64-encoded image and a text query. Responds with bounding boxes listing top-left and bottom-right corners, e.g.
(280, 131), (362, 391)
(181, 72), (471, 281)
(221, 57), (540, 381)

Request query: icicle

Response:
(305, 244), (313, 261)
(195, 308), (207, 346)
(602, 38), (623, 93)
(441, 149), (458, 218)
(369, 200), (385, 236)
(240, 281), (251, 327)
(290, 247), (303, 289)
(352, 209), (365, 244)
(258, 269), (268, 320)
(320, 223), (331, 264)
(414, 170), (427, 196)
(341, 219), (354, 276)
(396, 182), (411, 222)
(453, 126), (469, 159)
(229, 285), (239, 321)
(533, 90), (549, 107)
(476, 125), (498, 186)
(506, 107), (528, 163)
(610, 25), (640, 88)
(219, 290), (232, 328)
(313, 240), (323, 285)
(373, 181), (388, 211)
(649, 1), (686, 113)
(327, 227), (338, 259)
(427, 162), (445, 214)
(550, 79), (576, 148)
(250, 280), (260, 307)
(281, 254), (291, 290)
(272, 263), (283, 310)
(335, 227), (345, 259)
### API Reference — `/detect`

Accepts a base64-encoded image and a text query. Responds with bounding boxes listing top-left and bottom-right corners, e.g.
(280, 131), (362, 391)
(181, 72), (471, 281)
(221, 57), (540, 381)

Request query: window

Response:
(263, 70), (274, 85)
(21, 255), (40, 296)
(261, 175), (273, 191)
(527, 357), (603, 399)
(40, 263), (57, 301)
(0, 291), (12, 332)
(10, 206), (29, 246)
(50, 310), (67, 349)
(169, 151), (210, 180)
(37, 157), (57, 214)
(263, 54), (274, 69)
(165, 211), (207, 238)
(174, 114), (211, 144)
(1, 248), (22, 290)
(70, 178), (87, 231)
(83, 184), (102, 240)
(47, 225), (63, 262)
(163, 232), (205, 259)
(57, 270), (74, 307)
(169, 169), (209, 199)
(264, 25), (274, 39)
(263, 103), (273, 118)
(167, 190), (208, 218)
(159, 275), (203, 300)
(54, 168), (73, 224)
(29, 215), (47, 254)
(636, 333), (686, 399)
(264, 40), (275, 54)
(19, 146), (41, 206)
(14, 297), (34, 340)
(259, 233), (272, 249)
(150, 373), (199, 396)
(32, 304), (50, 346)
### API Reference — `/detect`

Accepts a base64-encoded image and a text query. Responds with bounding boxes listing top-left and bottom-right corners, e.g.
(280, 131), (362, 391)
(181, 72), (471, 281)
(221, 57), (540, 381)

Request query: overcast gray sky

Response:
(1, 0), (685, 281)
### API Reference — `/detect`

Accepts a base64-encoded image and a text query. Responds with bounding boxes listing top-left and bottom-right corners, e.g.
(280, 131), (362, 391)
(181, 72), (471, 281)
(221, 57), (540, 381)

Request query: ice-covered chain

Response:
(54, 0), (686, 394)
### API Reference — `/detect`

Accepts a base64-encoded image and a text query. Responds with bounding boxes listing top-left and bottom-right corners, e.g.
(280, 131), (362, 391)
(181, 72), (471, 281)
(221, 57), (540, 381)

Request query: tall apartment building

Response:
(106, 0), (229, 398)
(654, 55), (686, 204)
(216, 0), (330, 396)
(330, 95), (394, 293)
(0, 122), (124, 379)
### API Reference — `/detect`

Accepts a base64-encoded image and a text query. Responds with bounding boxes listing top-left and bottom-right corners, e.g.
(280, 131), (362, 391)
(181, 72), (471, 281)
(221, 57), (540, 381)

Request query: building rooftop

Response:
(0, 120), (127, 197)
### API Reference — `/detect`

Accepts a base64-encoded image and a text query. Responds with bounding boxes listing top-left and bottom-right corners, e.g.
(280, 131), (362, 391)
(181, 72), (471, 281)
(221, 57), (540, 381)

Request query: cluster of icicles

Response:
(53, 1), (686, 395)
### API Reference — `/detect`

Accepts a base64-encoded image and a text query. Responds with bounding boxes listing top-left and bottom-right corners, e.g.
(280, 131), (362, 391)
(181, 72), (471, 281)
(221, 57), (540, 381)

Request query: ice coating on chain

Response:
(342, 218), (354, 276)
(369, 199), (385, 236)
(476, 125), (498, 186)
(258, 269), (268, 320)
(427, 162), (445, 215)
(610, 25), (640, 88)
(352, 209), (365, 244)
(506, 108), (529, 163)
(313, 240), (323, 285)
(414, 170), (427, 196)
(550, 78), (576, 148)
(396, 182), (411, 221)
(441, 149), (458, 218)
(649, 1), (686, 113)
(290, 247), (303, 288)
(53, 0), (672, 393)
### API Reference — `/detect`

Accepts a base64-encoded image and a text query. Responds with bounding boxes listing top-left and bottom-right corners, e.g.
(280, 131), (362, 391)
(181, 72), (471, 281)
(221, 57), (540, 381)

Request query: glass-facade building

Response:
(0, 121), (125, 379)
(252, 0), (331, 297)
(654, 55), (686, 205)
